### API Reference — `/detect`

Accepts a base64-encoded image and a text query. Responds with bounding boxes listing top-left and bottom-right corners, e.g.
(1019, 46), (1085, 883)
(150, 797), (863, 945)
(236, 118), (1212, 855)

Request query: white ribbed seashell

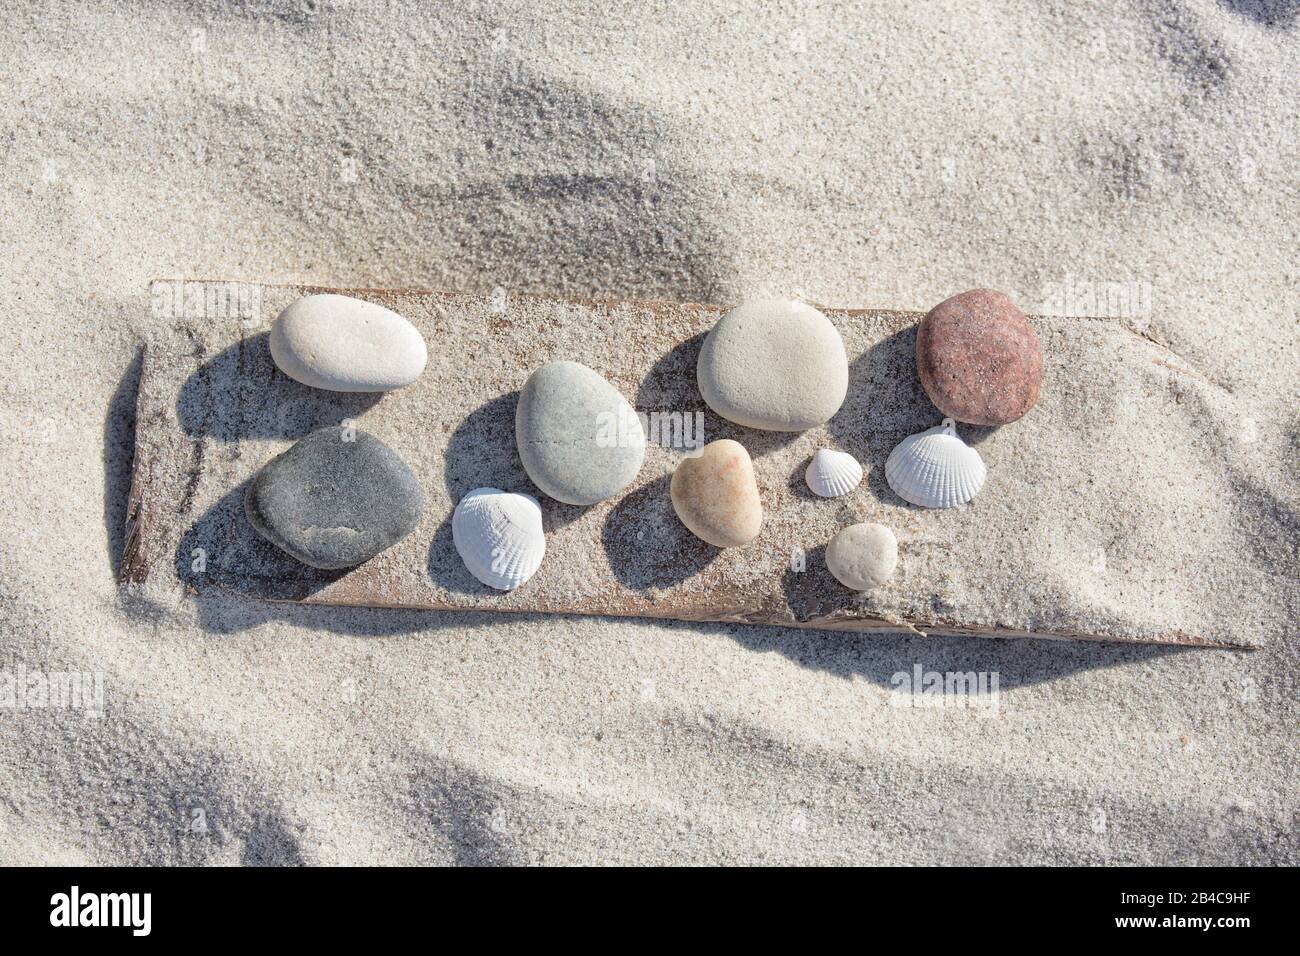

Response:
(451, 487), (546, 591)
(885, 418), (986, 508)
(805, 448), (863, 498)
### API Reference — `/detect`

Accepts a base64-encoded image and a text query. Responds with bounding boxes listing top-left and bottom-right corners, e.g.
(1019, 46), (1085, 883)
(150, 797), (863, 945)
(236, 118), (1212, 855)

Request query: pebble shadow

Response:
(443, 391), (526, 501)
(780, 543), (841, 621)
(601, 474), (719, 590)
(786, 452), (821, 500)
(829, 324), (932, 463)
(176, 331), (381, 442)
(442, 388), (589, 532)
(826, 323), (1003, 512)
(636, 331), (800, 458)
(635, 331), (707, 412)
(427, 511), (496, 597)
(174, 479), (350, 604)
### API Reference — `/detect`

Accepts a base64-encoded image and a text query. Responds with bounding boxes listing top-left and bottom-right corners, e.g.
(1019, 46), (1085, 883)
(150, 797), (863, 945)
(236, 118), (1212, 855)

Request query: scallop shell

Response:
(805, 448), (863, 498)
(451, 487), (546, 590)
(884, 418), (986, 508)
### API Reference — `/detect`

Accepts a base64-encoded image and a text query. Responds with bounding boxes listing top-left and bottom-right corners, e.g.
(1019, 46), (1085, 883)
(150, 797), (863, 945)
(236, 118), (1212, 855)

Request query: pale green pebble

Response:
(515, 361), (645, 506)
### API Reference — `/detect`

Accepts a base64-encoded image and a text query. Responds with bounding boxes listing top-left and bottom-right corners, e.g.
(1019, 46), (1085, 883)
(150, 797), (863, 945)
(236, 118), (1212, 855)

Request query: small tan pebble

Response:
(670, 439), (763, 547)
(826, 522), (898, 590)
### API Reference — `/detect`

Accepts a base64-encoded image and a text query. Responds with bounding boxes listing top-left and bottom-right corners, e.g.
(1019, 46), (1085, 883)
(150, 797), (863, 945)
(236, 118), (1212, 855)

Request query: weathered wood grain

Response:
(119, 282), (1252, 648)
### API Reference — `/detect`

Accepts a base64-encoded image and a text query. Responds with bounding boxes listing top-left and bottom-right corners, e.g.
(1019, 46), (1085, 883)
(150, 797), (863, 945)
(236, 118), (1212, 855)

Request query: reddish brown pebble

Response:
(916, 289), (1043, 426)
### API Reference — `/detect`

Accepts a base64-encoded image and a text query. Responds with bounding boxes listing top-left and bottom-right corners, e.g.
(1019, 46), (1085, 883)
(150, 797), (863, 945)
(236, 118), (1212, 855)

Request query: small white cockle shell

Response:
(451, 488), (546, 591)
(270, 293), (427, 392)
(884, 418), (986, 508)
(805, 448), (863, 498)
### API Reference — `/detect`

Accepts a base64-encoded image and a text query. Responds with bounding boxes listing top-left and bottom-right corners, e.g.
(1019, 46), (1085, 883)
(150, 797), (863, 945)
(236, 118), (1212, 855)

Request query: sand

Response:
(1, 0), (1296, 864)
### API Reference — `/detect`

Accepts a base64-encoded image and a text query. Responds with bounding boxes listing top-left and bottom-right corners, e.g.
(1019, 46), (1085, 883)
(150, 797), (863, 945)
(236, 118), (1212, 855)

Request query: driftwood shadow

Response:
(180, 593), (577, 638)
(720, 621), (1197, 691)
(105, 347), (143, 576)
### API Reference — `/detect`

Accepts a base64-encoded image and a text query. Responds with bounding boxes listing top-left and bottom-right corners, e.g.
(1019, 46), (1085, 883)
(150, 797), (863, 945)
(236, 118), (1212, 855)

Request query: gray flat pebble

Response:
(245, 426), (424, 569)
(516, 361), (645, 505)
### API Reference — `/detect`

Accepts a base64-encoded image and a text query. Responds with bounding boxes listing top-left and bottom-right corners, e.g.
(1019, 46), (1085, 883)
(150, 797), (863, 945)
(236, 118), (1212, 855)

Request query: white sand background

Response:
(1, 0), (1296, 864)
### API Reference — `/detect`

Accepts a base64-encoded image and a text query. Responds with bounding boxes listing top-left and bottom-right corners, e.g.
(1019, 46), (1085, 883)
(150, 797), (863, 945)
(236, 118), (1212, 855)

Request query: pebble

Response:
(696, 300), (849, 431)
(270, 294), (427, 392)
(670, 439), (763, 547)
(826, 522), (898, 590)
(916, 289), (1042, 425)
(245, 426), (424, 569)
(515, 361), (645, 505)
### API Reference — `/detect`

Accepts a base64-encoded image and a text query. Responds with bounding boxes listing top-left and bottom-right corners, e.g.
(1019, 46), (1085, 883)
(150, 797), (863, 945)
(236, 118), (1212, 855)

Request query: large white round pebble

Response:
(826, 522), (898, 590)
(270, 294), (427, 392)
(696, 300), (848, 431)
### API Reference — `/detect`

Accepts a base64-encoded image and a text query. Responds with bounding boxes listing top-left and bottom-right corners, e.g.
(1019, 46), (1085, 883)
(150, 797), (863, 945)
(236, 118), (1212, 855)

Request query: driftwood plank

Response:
(119, 282), (1252, 648)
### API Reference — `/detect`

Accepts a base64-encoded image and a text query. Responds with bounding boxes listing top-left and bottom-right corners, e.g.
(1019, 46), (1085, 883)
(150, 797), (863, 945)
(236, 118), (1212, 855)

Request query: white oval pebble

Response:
(826, 522), (898, 590)
(696, 300), (849, 431)
(270, 294), (427, 392)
